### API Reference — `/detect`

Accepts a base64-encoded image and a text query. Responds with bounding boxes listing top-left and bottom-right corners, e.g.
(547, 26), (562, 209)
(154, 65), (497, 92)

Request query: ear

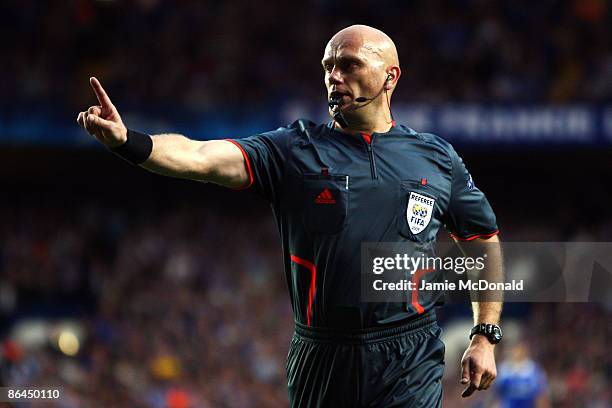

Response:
(385, 67), (401, 90)
(384, 74), (393, 90)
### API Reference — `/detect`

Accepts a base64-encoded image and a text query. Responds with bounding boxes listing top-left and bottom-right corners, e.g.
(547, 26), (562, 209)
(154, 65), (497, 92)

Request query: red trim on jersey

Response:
(411, 268), (434, 314)
(449, 230), (500, 241)
(225, 139), (254, 190)
(290, 254), (317, 327)
(361, 133), (372, 144)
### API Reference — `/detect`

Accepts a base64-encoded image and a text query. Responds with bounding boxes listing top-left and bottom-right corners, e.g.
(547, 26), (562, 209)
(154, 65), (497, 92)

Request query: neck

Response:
(334, 113), (393, 135)
(333, 98), (394, 135)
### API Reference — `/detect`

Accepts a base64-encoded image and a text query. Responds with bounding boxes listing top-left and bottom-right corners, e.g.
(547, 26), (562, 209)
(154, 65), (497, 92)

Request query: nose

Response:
(328, 67), (343, 85)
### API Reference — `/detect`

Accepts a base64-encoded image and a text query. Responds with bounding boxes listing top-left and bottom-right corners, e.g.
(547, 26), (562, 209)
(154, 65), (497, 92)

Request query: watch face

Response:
(471, 324), (502, 343)
(491, 326), (502, 343)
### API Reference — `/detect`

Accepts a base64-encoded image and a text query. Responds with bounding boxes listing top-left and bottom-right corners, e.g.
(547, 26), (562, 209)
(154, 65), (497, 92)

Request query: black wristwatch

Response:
(470, 323), (502, 344)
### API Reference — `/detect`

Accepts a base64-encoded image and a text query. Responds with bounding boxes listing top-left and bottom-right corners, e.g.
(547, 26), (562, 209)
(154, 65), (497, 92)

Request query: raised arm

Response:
(76, 77), (249, 188)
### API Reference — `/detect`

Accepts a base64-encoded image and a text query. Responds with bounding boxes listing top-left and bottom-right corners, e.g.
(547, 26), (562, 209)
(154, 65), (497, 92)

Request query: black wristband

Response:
(111, 129), (153, 165)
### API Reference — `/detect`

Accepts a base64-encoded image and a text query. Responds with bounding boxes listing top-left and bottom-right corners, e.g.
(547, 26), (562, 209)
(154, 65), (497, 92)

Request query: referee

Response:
(78, 25), (503, 407)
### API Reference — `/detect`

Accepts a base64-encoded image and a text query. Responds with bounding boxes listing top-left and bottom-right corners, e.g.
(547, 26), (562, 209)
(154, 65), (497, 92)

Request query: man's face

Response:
(322, 36), (387, 110)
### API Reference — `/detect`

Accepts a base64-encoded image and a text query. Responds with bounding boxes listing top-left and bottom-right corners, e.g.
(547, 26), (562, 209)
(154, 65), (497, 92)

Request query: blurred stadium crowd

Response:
(2, 0), (611, 114)
(0, 201), (293, 407)
(0, 194), (610, 407)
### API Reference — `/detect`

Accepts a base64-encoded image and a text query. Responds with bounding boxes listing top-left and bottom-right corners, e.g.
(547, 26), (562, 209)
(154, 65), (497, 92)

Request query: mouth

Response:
(328, 91), (350, 108)
(329, 91), (349, 100)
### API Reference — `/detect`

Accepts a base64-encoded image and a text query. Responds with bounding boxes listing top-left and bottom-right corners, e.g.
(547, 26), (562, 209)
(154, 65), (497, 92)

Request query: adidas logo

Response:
(315, 188), (336, 204)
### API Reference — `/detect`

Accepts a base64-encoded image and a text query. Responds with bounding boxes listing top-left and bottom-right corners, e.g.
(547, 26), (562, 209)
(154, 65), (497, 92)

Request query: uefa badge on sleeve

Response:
(407, 192), (435, 234)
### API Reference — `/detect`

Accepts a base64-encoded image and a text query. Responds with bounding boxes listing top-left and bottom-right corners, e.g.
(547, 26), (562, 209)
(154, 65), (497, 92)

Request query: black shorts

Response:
(286, 310), (445, 408)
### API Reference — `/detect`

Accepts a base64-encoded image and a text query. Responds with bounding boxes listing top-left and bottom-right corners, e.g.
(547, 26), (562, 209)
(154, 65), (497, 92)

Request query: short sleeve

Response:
(443, 146), (499, 240)
(226, 128), (290, 203)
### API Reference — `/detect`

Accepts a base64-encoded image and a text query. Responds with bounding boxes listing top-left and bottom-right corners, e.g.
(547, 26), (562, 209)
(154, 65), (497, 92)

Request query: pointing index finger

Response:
(90, 77), (113, 108)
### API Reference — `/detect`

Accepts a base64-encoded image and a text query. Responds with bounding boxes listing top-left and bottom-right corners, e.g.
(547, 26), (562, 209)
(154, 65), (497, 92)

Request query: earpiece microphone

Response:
(354, 74), (393, 102)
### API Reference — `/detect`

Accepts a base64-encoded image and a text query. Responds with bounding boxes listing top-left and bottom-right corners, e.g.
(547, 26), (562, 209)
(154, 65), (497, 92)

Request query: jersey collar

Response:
(326, 121), (417, 137)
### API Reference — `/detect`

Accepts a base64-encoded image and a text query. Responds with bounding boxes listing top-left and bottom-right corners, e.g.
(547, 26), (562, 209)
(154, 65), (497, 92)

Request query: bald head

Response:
(327, 25), (399, 68)
(322, 25), (401, 132)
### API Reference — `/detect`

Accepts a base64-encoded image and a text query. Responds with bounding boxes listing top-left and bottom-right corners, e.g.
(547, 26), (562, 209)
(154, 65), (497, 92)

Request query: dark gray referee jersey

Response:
(228, 120), (498, 330)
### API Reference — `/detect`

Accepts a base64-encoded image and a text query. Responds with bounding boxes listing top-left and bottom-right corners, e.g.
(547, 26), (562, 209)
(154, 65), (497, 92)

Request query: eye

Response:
(349, 61), (363, 70)
(323, 63), (333, 73)
(338, 60), (359, 72)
